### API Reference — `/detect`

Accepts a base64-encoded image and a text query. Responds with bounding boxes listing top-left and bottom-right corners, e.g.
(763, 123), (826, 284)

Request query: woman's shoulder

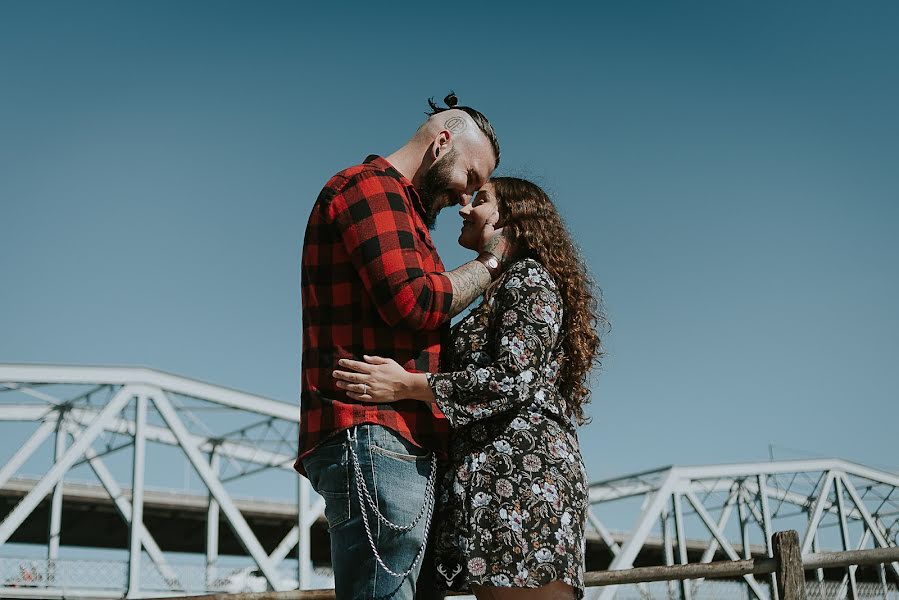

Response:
(500, 258), (559, 291)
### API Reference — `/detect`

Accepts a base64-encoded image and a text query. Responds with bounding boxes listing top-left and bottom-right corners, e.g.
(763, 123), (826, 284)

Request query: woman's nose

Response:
(459, 203), (472, 217)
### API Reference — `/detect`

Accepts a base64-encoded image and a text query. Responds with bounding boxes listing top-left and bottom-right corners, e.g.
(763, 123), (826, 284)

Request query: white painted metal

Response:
(0, 419), (55, 491)
(840, 476), (899, 580)
(834, 474), (860, 599)
(5, 365), (899, 599)
(672, 493), (692, 600)
(596, 469), (681, 600)
(661, 507), (677, 599)
(801, 471), (836, 555)
(65, 406), (295, 471)
(0, 405), (54, 420)
(297, 476), (312, 588)
(206, 448), (221, 590)
(0, 364), (295, 421)
(48, 415), (66, 563)
(1, 402), (295, 474)
(0, 385), (136, 545)
(587, 509), (621, 556)
(127, 394), (147, 598)
(689, 485), (740, 594)
(684, 491), (767, 599)
(757, 473), (779, 600)
(74, 427), (180, 587)
(148, 388), (289, 591)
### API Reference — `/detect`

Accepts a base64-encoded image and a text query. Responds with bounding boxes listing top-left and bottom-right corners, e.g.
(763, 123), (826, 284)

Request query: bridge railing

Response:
(132, 530), (898, 600)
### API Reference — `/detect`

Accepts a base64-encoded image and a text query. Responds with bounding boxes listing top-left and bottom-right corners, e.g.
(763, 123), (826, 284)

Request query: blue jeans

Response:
(302, 425), (435, 600)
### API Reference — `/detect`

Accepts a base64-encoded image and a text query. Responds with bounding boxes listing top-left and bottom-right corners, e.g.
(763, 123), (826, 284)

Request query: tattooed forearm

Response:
(446, 260), (492, 316)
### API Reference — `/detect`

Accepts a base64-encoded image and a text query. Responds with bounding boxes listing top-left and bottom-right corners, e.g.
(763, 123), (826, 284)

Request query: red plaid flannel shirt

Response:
(295, 156), (453, 474)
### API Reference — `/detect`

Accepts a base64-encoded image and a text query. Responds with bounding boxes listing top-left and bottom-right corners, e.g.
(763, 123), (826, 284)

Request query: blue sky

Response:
(1, 0), (897, 486)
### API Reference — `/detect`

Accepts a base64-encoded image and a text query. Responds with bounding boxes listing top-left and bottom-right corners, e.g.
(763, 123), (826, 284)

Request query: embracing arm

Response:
(332, 174), (454, 330)
(333, 173), (513, 327)
(427, 262), (563, 427)
(445, 233), (512, 316)
(334, 261), (563, 427)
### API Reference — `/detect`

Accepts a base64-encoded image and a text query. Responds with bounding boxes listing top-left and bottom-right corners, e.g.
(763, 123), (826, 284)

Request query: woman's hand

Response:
(333, 355), (412, 403)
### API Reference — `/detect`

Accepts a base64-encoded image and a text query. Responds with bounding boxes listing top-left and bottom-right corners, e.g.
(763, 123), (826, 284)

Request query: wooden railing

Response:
(150, 530), (899, 600)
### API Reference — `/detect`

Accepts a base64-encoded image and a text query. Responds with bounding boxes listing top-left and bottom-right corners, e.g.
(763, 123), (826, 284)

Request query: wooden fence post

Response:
(772, 530), (807, 600)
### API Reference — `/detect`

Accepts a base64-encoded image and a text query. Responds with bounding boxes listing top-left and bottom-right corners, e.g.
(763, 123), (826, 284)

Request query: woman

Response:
(334, 177), (605, 599)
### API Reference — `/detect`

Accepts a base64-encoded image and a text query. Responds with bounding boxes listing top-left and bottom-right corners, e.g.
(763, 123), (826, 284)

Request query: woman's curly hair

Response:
(488, 177), (607, 424)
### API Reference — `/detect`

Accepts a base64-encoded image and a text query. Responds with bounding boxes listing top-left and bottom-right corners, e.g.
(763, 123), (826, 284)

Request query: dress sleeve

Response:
(426, 261), (563, 427)
(330, 172), (453, 331)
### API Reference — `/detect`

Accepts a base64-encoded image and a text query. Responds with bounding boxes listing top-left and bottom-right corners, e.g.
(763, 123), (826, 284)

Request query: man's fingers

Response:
(363, 355), (390, 365)
(333, 369), (366, 383)
(337, 359), (373, 373)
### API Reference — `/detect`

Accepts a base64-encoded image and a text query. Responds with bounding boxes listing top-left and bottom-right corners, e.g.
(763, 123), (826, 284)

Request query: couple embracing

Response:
(295, 93), (605, 600)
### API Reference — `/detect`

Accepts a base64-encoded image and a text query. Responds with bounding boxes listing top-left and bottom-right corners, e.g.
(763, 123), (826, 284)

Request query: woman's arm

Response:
(333, 260), (563, 427)
(426, 261), (563, 427)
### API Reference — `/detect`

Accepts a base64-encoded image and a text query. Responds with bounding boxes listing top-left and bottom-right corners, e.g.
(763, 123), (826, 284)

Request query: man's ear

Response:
(433, 130), (453, 159)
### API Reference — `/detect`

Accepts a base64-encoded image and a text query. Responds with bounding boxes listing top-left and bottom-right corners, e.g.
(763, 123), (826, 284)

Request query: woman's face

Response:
(457, 182), (501, 251)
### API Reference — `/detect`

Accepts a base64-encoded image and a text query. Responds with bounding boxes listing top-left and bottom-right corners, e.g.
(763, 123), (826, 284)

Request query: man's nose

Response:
(459, 193), (473, 206)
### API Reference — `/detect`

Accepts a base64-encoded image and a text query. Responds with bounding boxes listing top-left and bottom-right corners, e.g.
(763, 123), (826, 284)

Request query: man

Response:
(296, 94), (511, 599)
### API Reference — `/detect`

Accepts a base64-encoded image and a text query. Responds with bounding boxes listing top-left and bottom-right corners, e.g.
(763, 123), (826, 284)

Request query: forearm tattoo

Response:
(446, 260), (492, 316)
(482, 231), (513, 262)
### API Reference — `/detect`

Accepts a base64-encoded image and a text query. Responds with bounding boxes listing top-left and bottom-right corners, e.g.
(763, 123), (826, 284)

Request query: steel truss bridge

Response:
(0, 364), (896, 599)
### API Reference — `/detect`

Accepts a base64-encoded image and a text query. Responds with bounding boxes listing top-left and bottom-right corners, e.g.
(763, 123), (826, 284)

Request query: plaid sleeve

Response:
(330, 171), (454, 330)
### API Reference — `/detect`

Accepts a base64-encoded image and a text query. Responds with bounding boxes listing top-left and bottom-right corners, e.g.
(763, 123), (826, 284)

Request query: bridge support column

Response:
(127, 394), (147, 598)
(206, 447), (220, 589)
(48, 409), (66, 584)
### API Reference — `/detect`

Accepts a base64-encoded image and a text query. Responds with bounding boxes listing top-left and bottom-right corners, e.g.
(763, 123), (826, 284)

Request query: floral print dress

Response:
(426, 258), (588, 597)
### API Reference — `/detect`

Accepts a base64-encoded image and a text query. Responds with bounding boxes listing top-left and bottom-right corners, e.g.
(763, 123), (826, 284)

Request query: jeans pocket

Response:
(369, 426), (432, 462)
(366, 441), (433, 527)
(302, 438), (351, 529)
(370, 444), (431, 462)
(320, 489), (350, 530)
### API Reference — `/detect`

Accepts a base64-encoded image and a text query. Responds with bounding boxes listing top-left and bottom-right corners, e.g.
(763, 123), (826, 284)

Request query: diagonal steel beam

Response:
(587, 509), (621, 556)
(66, 406), (295, 471)
(0, 420), (55, 489)
(271, 526), (299, 565)
(839, 475), (899, 582)
(685, 491), (767, 600)
(690, 485), (740, 593)
(596, 468), (681, 600)
(801, 471), (837, 555)
(70, 425), (181, 589)
(149, 389), (288, 591)
(269, 492), (324, 567)
(0, 385), (136, 545)
(0, 404), (297, 474)
(1, 383), (63, 406)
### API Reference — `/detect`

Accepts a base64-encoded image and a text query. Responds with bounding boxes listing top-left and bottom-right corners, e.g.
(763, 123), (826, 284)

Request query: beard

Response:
(417, 148), (458, 230)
